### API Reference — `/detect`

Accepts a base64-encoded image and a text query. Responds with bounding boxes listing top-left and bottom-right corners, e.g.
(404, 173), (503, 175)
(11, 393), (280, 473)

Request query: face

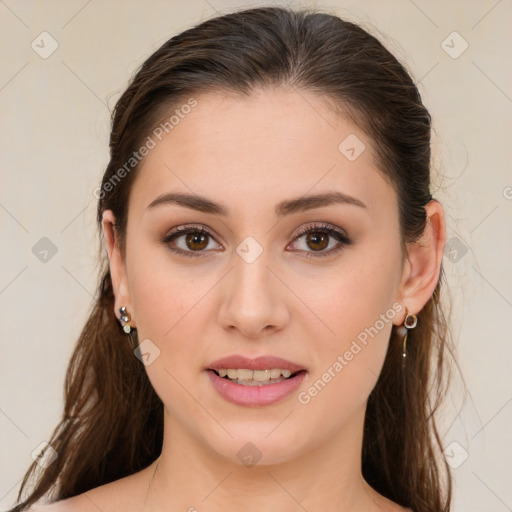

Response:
(105, 88), (413, 465)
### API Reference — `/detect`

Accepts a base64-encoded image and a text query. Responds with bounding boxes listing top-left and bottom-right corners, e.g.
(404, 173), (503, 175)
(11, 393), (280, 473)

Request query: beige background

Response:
(1, 1), (511, 510)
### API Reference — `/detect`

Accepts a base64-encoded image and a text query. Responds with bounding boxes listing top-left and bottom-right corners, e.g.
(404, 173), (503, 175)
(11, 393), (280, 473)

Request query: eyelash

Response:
(160, 222), (352, 259)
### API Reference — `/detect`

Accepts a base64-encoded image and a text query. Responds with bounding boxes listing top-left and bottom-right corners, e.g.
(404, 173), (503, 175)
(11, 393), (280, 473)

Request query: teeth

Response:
(216, 368), (294, 381)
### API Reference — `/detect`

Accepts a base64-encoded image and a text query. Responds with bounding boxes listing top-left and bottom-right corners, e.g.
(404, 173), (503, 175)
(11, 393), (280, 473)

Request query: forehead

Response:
(129, 88), (396, 221)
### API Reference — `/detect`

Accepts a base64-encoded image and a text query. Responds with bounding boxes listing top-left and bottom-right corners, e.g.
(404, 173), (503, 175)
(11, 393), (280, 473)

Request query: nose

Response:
(217, 249), (290, 339)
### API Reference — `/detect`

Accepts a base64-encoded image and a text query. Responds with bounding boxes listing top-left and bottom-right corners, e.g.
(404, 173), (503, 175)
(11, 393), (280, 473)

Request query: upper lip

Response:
(207, 355), (306, 373)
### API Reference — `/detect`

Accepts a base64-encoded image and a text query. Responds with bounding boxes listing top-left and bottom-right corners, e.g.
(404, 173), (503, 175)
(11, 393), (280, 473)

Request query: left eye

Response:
(288, 223), (352, 258)
(161, 223), (351, 258)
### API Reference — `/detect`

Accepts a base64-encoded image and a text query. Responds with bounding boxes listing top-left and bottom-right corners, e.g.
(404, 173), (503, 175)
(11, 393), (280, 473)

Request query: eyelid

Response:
(291, 221), (348, 240)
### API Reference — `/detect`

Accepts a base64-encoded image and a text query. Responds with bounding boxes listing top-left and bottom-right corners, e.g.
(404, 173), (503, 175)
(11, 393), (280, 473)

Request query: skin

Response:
(33, 87), (445, 512)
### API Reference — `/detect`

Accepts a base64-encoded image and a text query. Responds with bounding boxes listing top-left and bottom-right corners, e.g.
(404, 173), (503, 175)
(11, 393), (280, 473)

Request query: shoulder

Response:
(27, 494), (99, 512)
(27, 461), (157, 512)
(27, 488), (126, 512)
(27, 495), (88, 511)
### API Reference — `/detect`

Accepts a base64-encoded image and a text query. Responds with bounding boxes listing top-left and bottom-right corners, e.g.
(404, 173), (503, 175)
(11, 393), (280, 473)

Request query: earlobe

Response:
(394, 200), (446, 323)
(101, 210), (135, 326)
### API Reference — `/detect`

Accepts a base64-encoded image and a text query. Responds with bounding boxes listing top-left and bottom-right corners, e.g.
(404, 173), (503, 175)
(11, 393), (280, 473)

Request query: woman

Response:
(11, 6), (453, 512)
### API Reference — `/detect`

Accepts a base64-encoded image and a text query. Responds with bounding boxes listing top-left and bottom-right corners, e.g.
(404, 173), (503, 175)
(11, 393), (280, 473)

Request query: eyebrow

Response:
(146, 191), (368, 217)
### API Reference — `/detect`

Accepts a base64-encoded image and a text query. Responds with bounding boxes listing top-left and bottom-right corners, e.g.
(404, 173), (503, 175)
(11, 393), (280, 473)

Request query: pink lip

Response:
(207, 355), (305, 373)
(206, 369), (307, 407)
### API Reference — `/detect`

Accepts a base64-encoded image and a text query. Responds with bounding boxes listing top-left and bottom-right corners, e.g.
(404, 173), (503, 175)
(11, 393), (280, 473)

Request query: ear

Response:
(392, 199), (447, 325)
(102, 210), (135, 328)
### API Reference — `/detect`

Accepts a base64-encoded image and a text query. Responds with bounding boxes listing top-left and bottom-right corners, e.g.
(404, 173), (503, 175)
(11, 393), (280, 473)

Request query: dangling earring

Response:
(399, 311), (418, 369)
(119, 306), (137, 349)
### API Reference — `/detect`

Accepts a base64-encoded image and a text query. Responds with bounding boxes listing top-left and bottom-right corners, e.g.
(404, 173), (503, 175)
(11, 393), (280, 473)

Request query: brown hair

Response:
(11, 6), (454, 511)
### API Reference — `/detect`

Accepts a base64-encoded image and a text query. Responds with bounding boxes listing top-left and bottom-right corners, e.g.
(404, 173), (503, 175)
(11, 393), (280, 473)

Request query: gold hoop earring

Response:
(400, 311), (418, 369)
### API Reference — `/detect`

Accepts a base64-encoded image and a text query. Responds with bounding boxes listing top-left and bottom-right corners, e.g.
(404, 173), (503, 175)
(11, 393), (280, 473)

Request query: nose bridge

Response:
(218, 240), (289, 336)
(233, 245), (274, 300)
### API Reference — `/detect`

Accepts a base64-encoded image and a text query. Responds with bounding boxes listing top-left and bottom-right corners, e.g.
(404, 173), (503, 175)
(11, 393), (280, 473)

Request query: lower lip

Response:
(206, 370), (307, 406)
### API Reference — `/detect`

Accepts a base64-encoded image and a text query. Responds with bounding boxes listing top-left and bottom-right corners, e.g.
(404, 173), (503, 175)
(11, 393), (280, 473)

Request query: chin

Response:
(200, 426), (311, 468)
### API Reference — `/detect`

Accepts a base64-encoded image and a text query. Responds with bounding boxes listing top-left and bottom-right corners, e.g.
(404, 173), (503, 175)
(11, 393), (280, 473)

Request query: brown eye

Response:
(161, 225), (221, 258)
(305, 231), (329, 251)
(290, 223), (352, 258)
(184, 232), (209, 251)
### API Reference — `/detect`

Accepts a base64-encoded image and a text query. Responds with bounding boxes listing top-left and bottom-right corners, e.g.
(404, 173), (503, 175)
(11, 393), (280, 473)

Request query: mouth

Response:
(208, 368), (307, 386)
(206, 367), (308, 406)
(205, 355), (307, 406)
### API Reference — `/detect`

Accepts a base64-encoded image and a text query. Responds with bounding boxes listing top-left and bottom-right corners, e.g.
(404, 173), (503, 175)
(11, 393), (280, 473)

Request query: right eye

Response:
(160, 225), (223, 257)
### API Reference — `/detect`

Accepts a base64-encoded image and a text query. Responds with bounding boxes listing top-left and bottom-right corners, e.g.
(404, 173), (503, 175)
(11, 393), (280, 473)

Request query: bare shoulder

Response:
(28, 461), (157, 512)
(28, 488), (129, 512)
(27, 494), (100, 512)
(27, 494), (91, 512)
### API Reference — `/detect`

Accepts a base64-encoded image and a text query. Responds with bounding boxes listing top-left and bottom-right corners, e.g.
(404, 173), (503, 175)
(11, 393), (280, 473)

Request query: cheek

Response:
(299, 243), (401, 400)
(294, 298), (394, 443)
(126, 242), (226, 395)
(127, 236), (209, 340)
(127, 260), (215, 422)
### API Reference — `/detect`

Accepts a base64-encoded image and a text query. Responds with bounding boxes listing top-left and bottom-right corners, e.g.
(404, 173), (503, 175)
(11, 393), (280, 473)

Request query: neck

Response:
(144, 404), (384, 512)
